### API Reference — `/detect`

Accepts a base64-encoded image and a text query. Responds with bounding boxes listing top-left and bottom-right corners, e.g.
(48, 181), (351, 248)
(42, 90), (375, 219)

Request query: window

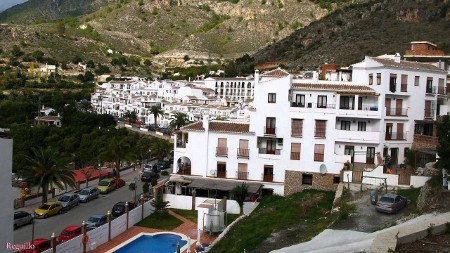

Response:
(238, 139), (249, 157)
(314, 144), (325, 162)
(217, 138), (228, 156)
(268, 93), (276, 103)
(293, 94), (305, 107)
(333, 176), (341, 184)
(376, 73), (381, 85)
(389, 74), (397, 92)
(340, 96), (352, 109)
(317, 95), (327, 108)
(438, 78), (445, 94)
(265, 117), (276, 134)
(341, 121), (351, 130)
(366, 147), (375, 164)
(217, 162), (226, 178)
(315, 120), (326, 138)
(357, 121), (367, 131)
(426, 77), (433, 93)
(263, 165), (274, 182)
(414, 76), (420, 86)
(237, 163), (248, 180)
(290, 143), (301, 160)
(368, 74), (373, 85)
(291, 119), (303, 137)
(401, 74), (408, 92)
(302, 174), (313, 185)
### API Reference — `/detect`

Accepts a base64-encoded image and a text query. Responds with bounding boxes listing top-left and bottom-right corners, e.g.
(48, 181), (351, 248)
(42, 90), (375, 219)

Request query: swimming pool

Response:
(111, 233), (188, 253)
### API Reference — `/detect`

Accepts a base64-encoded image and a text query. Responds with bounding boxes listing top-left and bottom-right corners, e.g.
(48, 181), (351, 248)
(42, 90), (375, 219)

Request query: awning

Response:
(186, 177), (263, 194)
(168, 175), (193, 184)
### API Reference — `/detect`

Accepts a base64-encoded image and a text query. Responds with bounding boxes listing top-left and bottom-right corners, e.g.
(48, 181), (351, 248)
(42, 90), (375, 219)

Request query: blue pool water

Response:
(113, 233), (187, 253)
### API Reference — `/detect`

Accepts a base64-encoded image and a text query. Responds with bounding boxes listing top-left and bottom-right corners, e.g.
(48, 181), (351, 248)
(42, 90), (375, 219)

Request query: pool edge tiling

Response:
(107, 232), (192, 253)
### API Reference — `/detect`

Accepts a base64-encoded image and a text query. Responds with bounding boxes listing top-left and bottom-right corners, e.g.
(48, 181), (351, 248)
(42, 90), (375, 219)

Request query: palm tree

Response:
(149, 105), (164, 129)
(100, 137), (135, 179)
(168, 112), (190, 131)
(150, 138), (173, 162)
(23, 148), (75, 205)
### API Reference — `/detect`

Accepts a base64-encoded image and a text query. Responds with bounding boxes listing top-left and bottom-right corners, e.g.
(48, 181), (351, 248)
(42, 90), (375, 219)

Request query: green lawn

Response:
(135, 211), (183, 230)
(227, 213), (241, 225)
(397, 187), (421, 206)
(170, 208), (198, 223)
(210, 190), (336, 253)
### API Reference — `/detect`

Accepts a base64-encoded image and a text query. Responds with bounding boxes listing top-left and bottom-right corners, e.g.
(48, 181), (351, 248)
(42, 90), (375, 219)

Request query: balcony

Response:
(262, 173), (274, 182)
(258, 148), (281, 155)
(385, 132), (407, 141)
(291, 102), (305, 108)
(438, 86), (445, 95)
(308, 103), (336, 109)
(335, 129), (380, 143)
(386, 108), (408, 117)
(176, 142), (186, 148)
(290, 152), (300, 160)
(236, 171), (249, 180)
(291, 131), (302, 137)
(237, 148), (249, 158)
(264, 127), (277, 135)
(424, 109), (435, 119)
(216, 147), (228, 157)
(426, 86), (437, 95)
(314, 153), (324, 162)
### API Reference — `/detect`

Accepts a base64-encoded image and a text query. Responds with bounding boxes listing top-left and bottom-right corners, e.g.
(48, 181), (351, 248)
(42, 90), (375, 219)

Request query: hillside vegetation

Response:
(244, 0), (450, 70)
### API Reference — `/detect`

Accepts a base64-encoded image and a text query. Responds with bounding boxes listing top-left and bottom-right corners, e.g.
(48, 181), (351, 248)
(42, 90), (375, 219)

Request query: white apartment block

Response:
(173, 56), (448, 196)
(203, 77), (255, 103)
(0, 131), (14, 248)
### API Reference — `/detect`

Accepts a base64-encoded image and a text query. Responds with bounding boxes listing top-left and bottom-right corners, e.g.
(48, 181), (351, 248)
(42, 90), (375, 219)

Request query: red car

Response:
(114, 178), (125, 188)
(21, 238), (51, 253)
(59, 225), (82, 243)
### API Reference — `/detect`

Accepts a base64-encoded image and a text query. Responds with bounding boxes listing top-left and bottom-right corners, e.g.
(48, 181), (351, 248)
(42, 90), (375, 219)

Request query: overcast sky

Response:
(0, 0), (27, 12)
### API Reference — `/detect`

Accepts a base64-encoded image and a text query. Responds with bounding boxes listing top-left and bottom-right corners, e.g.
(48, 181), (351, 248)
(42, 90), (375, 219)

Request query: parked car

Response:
(157, 160), (172, 170)
(21, 238), (51, 253)
(59, 226), (82, 243)
(14, 211), (33, 229)
(97, 178), (116, 194)
(111, 201), (136, 219)
(58, 193), (80, 211)
(375, 193), (407, 214)
(86, 214), (107, 230)
(34, 202), (63, 219)
(114, 178), (126, 188)
(78, 186), (100, 203)
(144, 164), (159, 173)
(141, 171), (160, 182)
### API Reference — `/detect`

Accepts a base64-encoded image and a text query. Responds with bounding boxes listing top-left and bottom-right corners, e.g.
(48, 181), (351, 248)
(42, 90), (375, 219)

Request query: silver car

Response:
(58, 193), (80, 211)
(14, 211), (33, 229)
(77, 187), (100, 203)
(375, 193), (407, 214)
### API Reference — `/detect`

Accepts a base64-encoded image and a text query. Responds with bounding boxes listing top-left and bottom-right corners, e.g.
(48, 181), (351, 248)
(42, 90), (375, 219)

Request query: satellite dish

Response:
(210, 170), (217, 176)
(319, 164), (327, 175)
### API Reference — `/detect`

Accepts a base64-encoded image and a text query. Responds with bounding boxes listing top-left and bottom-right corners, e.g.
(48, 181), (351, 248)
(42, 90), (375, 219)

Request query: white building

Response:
(173, 56), (448, 196)
(203, 77), (255, 103)
(0, 131), (14, 248)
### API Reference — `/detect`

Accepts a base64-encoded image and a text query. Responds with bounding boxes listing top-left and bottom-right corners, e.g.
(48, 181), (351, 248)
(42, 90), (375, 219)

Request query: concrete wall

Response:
(163, 194), (243, 214)
(284, 171), (339, 195)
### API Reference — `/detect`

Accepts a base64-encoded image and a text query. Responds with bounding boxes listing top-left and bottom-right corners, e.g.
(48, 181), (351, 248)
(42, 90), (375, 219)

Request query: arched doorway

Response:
(177, 156), (191, 175)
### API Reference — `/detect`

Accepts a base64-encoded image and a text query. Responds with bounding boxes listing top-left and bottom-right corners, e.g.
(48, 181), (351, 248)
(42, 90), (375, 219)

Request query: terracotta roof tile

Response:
(181, 121), (250, 134)
(181, 122), (204, 131)
(261, 68), (290, 78)
(370, 57), (445, 72)
(292, 83), (376, 94)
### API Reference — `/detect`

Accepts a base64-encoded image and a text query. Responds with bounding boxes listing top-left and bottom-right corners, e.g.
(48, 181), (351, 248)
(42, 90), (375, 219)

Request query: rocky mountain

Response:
(0, 0), (332, 66)
(245, 0), (450, 70)
(0, 0), (109, 23)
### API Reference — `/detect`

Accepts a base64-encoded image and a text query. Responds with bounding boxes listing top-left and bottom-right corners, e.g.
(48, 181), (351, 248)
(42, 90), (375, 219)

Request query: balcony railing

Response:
(438, 86), (445, 95)
(308, 103), (336, 109)
(290, 152), (300, 160)
(291, 102), (305, 107)
(264, 127), (276, 135)
(339, 104), (354, 110)
(176, 142), (186, 148)
(291, 131), (302, 137)
(426, 86), (437, 94)
(236, 171), (249, 180)
(314, 153), (324, 162)
(424, 109), (435, 119)
(259, 148), (281, 155)
(262, 173), (274, 182)
(386, 108), (408, 116)
(216, 170), (226, 178)
(237, 148), (249, 158)
(385, 132), (406, 140)
(216, 147), (228, 157)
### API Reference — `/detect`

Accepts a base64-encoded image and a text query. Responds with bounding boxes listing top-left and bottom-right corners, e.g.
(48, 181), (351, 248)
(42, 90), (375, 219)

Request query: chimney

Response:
(394, 53), (401, 63)
(202, 114), (209, 131)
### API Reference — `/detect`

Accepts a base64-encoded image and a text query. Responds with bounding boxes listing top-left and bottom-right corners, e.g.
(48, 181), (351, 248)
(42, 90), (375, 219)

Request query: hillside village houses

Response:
(171, 53), (448, 196)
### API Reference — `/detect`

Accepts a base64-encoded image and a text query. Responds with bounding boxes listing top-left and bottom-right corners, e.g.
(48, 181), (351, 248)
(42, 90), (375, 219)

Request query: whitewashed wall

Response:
(163, 194), (244, 214)
(87, 223), (109, 250)
(111, 214), (127, 239)
(410, 175), (431, 188)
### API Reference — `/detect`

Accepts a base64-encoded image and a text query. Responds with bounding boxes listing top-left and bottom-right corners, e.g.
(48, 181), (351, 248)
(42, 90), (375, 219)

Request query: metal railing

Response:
(264, 127), (276, 135)
(258, 148), (281, 155)
(424, 109), (435, 119)
(308, 103), (336, 109)
(386, 108), (408, 116)
(426, 86), (437, 94)
(385, 132), (406, 140)
(216, 170), (226, 178)
(314, 153), (324, 162)
(291, 131), (302, 137)
(176, 142), (186, 148)
(236, 171), (249, 180)
(290, 152), (300, 160)
(291, 102), (305, 107)
(216, 147), (228, 157)
(237, 148), (249, 158)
